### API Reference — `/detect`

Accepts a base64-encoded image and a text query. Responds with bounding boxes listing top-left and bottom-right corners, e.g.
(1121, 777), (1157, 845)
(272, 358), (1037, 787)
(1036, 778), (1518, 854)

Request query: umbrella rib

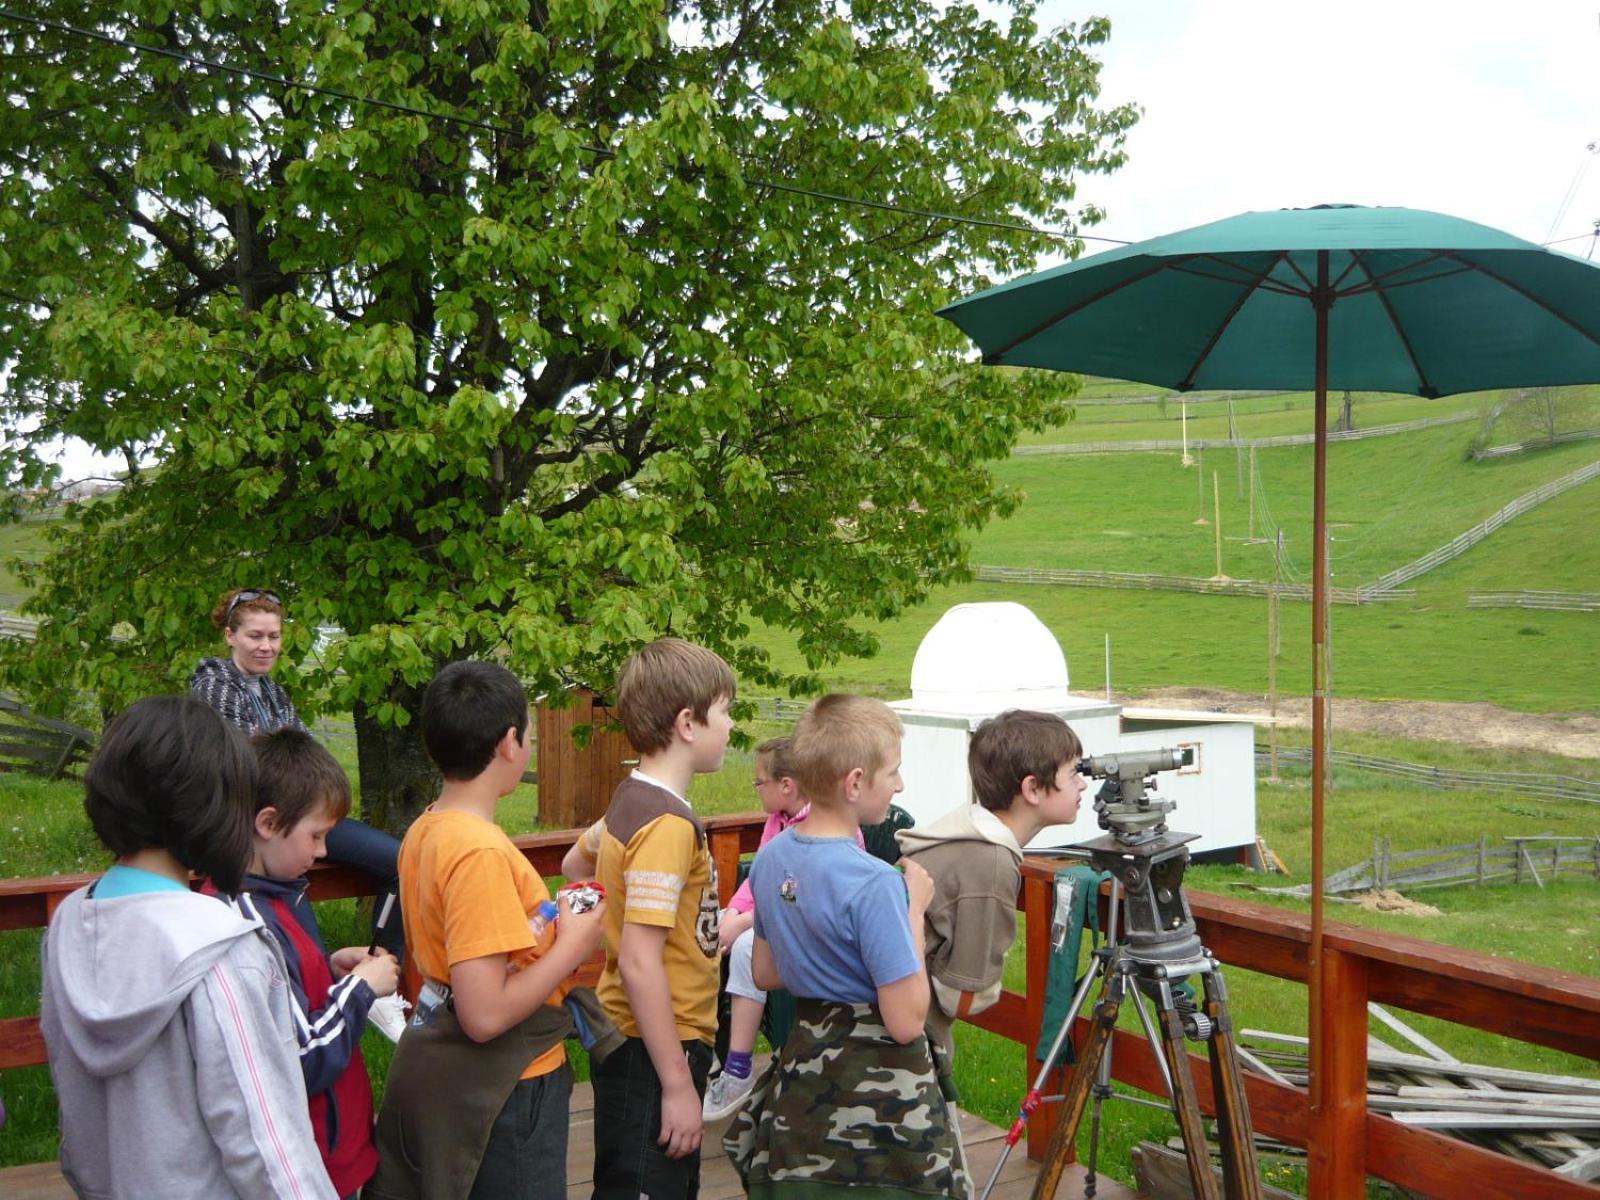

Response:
(1177, 252), (1289, 390)
(1350, 250), (1440, 397)
(979, 256), (1187, 363)
(1340, 252), (1472, 294)
(1442, 252), (1600, 344)
(1281, 254), (1318, 292)
(1339, 264), (1476, 297)
(1170, 262), (1308, 298)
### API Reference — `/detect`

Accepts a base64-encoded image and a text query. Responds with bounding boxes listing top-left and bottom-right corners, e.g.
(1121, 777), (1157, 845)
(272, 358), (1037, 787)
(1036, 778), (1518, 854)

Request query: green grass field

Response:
(4, 380), (1598, 1191)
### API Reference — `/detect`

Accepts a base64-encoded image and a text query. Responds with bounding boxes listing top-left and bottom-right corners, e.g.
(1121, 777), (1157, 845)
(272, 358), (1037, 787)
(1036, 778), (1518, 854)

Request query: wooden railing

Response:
(4, 818), (1598, 1199)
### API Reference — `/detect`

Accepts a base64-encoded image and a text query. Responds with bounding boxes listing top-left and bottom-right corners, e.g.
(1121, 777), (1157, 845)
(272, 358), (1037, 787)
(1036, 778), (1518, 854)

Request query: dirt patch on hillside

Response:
(1354, 889), (1442, 917)
(1125, 686), (1600, 761)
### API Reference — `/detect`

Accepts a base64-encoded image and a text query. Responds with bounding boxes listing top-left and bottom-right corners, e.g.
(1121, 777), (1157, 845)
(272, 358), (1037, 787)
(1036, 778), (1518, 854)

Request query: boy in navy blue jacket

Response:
(232, 729), (400, 1198)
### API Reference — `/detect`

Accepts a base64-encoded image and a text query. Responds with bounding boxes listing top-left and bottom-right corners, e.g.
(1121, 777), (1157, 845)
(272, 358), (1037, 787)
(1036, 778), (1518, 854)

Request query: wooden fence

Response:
(5, 821), (1599, 1198)
(1357, 459), (1600, 598)
(1013, 411), (1476, 457)
(972, 564), (1413, 605)
(1472, 428), (1600, 460)
(1257, 746), (1600, 804)
(1467, 590), (1600, 613)
(1264, 835), (1600, 897)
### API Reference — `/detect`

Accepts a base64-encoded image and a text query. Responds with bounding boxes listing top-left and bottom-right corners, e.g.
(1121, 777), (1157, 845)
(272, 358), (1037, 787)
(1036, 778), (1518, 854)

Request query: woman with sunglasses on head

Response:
(191, 589), (302, 735)
(192, 587), (406, 958)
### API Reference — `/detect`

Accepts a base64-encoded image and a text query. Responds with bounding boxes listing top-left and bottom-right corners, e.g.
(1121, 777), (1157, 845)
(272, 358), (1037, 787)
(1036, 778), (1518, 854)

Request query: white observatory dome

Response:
(909, 602), (1072, 713)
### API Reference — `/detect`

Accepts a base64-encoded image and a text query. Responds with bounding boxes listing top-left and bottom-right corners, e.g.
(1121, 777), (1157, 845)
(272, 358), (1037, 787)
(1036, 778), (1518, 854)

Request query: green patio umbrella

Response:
(938, 203), (1600, 1168)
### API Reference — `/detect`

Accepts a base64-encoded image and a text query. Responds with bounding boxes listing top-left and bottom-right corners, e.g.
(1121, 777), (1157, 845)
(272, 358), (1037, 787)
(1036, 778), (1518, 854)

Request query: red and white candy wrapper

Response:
(558, 881), (605, 914)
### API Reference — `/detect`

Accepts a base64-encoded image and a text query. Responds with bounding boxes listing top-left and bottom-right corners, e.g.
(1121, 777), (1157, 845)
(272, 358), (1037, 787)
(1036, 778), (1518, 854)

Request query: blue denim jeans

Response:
(325, 817), (405, 957)
(591, 1036), (713, 1200)
(470, 1062), (573, 1200)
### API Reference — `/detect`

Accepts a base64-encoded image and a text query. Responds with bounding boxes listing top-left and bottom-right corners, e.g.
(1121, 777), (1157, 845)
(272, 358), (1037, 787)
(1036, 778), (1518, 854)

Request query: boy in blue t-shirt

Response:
(725, 695), (969, 1199)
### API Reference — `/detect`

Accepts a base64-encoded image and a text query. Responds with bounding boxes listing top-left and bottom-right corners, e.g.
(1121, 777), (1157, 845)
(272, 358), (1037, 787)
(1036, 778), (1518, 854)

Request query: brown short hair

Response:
(968, 710), (1083, 812)
(755, 735), (796, 781)
(615, 638), (736, 754)
(790, 694), (902, 803)
(211, 587), (285, 632)
(250, 728), (352, 831)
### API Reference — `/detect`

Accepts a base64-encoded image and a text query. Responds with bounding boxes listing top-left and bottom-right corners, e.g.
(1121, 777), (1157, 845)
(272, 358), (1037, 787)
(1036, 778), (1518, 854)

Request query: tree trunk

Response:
(354, 681), (440, 838)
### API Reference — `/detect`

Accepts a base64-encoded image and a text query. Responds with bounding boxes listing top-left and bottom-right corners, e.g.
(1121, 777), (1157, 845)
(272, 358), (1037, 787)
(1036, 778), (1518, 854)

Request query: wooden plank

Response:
(0, 1160), (74, 1200)
(0, 1015), (46, 1070)
(1368, 1102), (1600, 1198)
(1133, 1141), (1299, 1200)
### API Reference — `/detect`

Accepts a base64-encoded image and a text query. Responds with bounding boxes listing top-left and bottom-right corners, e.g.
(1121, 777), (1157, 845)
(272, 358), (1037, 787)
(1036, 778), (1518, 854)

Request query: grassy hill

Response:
(4, 385), (1597, 714)
(751, 386), (1600, 715)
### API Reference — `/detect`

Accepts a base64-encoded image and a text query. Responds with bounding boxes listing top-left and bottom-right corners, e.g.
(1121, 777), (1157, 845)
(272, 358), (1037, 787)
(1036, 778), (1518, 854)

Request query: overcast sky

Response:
(1050, 0), (1600, 252)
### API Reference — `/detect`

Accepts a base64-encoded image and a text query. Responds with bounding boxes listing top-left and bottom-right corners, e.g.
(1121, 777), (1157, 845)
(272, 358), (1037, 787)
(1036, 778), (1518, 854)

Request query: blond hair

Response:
(615, 637), (736, 754)
(755, 735), (796, 781)
(790, 694), (902, 803)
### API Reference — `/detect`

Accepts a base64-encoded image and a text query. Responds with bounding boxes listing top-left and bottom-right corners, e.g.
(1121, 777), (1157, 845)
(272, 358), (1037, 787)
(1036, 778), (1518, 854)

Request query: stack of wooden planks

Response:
(1237, 1004), (1600, 1183)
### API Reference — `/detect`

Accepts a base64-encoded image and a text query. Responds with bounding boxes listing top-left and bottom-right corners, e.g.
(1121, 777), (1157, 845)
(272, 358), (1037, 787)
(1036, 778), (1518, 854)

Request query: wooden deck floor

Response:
(2, 1078), (1139, 1199)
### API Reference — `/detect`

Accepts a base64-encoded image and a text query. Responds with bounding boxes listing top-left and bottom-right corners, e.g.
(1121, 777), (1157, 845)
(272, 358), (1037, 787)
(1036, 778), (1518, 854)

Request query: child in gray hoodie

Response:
(40, 695), (335, 1200)
(896, 709), (1085, 1077)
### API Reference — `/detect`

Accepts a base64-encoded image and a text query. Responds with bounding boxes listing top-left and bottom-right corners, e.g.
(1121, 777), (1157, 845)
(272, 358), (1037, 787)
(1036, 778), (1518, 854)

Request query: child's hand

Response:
(330, 946), (367, 977)
(555, 892), (607, 961)
(351, 951), (401, 998)
(658, 1080), (704, 1158)
(717, 908), (754, 953)
(901, 858), (934, 919)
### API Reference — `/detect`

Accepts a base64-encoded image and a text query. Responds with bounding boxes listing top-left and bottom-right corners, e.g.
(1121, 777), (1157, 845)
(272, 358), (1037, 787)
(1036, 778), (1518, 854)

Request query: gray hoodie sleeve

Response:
(187, 937), (337, 1199)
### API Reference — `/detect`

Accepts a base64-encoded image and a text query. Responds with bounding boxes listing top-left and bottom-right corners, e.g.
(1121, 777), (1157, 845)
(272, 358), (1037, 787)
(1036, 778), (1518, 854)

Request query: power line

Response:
(1544, 140), (1598, 243)
(0, 9), (1129, 249)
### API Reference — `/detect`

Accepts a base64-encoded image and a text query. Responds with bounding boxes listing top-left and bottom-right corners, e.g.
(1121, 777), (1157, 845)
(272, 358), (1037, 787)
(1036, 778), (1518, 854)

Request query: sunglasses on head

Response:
(225, 588), (283, 619)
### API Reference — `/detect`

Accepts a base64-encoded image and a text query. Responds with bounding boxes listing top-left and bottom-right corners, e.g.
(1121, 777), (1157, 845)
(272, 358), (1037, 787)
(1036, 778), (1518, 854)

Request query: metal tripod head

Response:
(1077, 829), (1206, 968)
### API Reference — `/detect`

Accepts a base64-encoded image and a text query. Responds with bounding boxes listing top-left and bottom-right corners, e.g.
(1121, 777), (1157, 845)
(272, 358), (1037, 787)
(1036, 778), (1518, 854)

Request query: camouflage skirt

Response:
(723, 998), (970, 1199)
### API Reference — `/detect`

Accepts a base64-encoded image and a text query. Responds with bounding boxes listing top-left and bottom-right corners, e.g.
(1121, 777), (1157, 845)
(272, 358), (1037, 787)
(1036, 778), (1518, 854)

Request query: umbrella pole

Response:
(1309, 252), (1332, 1190)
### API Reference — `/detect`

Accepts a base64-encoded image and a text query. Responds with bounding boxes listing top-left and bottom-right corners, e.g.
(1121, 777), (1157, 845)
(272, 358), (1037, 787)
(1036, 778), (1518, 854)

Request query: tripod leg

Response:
(1154, 986), (1220, 1200)
(1202, 972), (1263, 1200)
(1029, 983), (1123, 1200)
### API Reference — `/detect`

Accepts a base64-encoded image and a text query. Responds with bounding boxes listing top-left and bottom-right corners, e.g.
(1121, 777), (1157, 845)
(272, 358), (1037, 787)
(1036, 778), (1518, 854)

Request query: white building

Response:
(889, 602), (1259, 858)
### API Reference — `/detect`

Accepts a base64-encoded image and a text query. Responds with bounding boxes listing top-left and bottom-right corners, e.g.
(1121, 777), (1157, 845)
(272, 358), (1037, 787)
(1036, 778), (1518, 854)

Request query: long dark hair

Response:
(85, 695), (258, 893)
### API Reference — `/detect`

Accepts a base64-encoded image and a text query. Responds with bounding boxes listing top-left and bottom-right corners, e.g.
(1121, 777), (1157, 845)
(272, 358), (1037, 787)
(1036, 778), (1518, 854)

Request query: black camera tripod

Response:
(1026, 829), (1263, 1200)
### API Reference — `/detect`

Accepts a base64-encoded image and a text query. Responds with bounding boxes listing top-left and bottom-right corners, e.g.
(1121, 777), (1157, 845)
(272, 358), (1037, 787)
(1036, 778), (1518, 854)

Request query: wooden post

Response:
(1268, 529), (1283, 782)
(1477, 834), (1487, 886)
(1211, 471), (1228, 579)
(1248, 445), (1257, 538)
(708, 825), (743, 907)
(1023, 868), (1066, 1162)
(1308, 944), (1369, 1198)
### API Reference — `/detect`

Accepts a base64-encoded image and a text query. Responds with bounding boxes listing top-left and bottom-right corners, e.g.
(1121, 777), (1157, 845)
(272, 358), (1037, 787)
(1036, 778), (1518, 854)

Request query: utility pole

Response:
(1267, 529), (1283, 782)
(1210, 471), (1229, 580)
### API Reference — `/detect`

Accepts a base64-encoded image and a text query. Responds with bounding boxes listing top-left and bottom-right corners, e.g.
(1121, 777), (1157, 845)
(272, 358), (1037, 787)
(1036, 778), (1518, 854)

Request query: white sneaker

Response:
(367, 993), (411, 1043)
(702, 1069), (755, 1121)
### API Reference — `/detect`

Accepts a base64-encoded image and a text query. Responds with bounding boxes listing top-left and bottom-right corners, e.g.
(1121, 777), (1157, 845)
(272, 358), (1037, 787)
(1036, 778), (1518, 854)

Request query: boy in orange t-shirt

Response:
(369, 662), (605, 1200)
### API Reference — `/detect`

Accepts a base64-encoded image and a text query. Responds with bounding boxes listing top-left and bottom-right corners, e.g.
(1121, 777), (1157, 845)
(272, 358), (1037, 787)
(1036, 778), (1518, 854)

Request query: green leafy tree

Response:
(0, 1), (1134, 830)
